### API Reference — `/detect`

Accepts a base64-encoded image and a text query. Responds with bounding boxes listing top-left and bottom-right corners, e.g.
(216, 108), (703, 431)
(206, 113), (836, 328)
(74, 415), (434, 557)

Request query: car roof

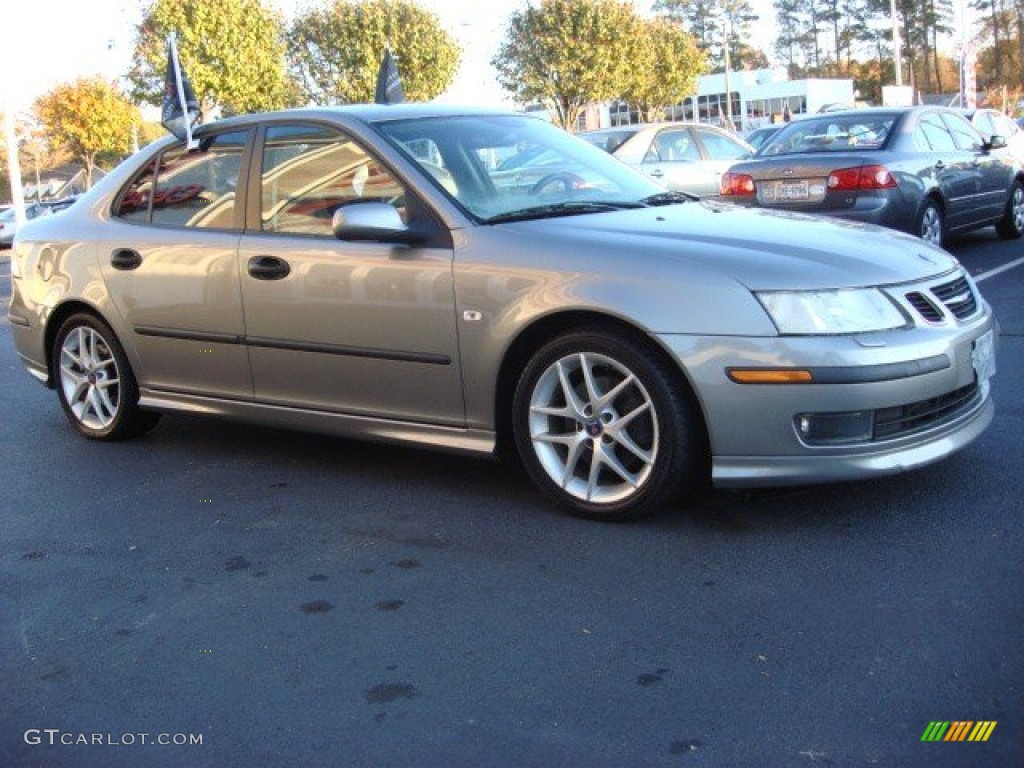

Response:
(580, 121), (737, 137)
(195, 103), (518, 135)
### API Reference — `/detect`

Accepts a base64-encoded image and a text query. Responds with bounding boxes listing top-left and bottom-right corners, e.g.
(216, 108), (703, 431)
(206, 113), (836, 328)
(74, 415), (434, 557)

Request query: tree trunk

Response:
(991, 0), (1003, 79)
(84, 154), (95, 190)
(1019, 6), (1024, 86)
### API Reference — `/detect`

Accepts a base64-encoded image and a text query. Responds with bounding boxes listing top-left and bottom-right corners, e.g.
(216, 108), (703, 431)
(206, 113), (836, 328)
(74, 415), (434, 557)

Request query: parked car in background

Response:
(964, 107), (1024, 166)
(744, 124), (784, 152)
(720, 106), (1024, 246)
(9, 105), (997, 520)
(579, 122), (753, 197)
(0, 203), (50, 247)
(40, 195), (81, 215)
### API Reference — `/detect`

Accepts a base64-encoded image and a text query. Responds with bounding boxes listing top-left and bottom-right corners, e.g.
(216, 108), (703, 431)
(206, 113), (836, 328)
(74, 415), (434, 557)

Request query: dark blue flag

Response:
(161, 34), (201, 146)
(374, 49), (405, 105)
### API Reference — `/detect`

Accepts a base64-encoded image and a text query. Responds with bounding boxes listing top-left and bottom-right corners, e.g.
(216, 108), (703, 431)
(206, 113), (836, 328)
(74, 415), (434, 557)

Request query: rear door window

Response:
(115, 130), (249, 229)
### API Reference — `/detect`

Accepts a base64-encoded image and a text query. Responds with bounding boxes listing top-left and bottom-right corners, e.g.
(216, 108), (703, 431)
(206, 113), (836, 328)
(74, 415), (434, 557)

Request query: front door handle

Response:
(648, 170), (665, 178)
(111, 248), (142, 270)
(934, 161), (946, 171)
(247, 255), (291, 280)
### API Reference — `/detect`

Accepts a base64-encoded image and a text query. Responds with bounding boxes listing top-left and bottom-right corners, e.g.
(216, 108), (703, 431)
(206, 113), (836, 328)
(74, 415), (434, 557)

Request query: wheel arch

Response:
(43, 300), (112, 387)
(492, 309), (710, 460)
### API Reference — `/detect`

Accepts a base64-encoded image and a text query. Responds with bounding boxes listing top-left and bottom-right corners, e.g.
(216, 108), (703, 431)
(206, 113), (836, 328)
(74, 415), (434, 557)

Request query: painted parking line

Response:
(974, 255), (1024, 283)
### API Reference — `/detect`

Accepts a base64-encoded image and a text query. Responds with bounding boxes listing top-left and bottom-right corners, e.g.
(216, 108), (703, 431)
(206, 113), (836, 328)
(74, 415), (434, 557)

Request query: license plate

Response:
(765, 180), (809, 202)
(971, 329), (996, 385)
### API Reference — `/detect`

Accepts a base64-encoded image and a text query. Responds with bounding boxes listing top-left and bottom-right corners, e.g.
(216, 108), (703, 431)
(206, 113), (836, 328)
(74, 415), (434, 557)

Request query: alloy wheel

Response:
(920, 205), (942, 245)
(527, 351), (658, 505)
(59, 325), (122, 431)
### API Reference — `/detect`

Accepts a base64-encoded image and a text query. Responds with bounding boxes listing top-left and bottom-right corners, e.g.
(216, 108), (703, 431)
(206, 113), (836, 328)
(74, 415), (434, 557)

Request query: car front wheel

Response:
(995, 181), (1024, 239)
(513, 329), (702, 520)
(54, 313), (160, 440)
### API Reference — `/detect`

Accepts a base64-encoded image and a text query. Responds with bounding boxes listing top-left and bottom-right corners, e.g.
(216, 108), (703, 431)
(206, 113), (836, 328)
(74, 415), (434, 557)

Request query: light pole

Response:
(722, 7), (733, 129)
(890, 0), (903, 86)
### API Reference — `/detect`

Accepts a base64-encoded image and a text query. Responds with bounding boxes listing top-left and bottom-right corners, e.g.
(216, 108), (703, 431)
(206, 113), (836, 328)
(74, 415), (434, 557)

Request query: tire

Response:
(512, 328), (703, 520)
(53, 313), (160, 441)
(995, 181), (1024, 239)
(917, 199), (944, 247)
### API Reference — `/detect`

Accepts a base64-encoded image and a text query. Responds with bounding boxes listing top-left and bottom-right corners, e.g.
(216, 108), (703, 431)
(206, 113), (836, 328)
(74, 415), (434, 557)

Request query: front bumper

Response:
(659, 299), (997, 488)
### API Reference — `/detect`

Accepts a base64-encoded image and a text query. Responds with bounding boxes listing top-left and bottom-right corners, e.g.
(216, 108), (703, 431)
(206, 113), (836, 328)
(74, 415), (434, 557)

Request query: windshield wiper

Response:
(483, 200), (646, 224)
(641, 191), (699, 206)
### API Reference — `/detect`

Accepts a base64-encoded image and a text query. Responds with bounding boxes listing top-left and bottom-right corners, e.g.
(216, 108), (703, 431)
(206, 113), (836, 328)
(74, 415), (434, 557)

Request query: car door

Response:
(942, 111), (1009, 222)
(640, 128), (708, 194)
(691, 127), (752, 196)
(236, 122), (464, 426)
(100, 130), (253, 398)
(915, 112), (975, 230)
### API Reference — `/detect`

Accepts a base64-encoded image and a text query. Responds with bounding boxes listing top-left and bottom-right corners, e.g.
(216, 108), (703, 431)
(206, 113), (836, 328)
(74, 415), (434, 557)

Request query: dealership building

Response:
(574, 68), (856, 133)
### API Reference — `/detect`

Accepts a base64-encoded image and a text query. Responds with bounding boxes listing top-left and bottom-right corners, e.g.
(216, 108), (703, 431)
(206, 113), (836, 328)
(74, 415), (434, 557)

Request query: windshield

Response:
(759, 113), (897, 156)
(376, 115), (662, 222)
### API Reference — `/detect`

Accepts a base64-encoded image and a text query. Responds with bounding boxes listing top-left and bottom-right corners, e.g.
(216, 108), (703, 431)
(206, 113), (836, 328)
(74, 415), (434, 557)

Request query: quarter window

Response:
(114, 131), (248, 228)
(260, 124), (407, 237)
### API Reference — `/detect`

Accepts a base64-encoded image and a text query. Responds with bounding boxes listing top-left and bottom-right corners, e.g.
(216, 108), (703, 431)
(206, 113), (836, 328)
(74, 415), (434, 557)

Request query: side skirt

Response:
(137, 389), (497, 457)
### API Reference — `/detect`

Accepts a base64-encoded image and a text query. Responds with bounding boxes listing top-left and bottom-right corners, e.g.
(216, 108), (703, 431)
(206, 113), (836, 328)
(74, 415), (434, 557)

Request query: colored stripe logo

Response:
(921, 721), (996, 742)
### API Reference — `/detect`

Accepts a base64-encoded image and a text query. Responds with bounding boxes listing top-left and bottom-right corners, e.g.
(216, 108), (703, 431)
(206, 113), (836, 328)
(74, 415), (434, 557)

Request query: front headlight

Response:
(755, 288), (908, 335)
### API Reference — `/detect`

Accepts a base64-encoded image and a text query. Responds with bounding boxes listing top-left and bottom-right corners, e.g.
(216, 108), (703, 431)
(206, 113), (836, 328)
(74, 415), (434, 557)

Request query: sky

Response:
(0, 0), (781, 116)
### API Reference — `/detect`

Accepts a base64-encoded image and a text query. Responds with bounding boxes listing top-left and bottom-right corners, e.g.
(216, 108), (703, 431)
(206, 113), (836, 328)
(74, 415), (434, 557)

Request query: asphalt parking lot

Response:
(1, 235), (1021, 767)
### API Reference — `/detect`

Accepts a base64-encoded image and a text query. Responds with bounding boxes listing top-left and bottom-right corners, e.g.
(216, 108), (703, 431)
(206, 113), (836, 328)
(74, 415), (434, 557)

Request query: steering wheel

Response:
(528, 172), (585, 195)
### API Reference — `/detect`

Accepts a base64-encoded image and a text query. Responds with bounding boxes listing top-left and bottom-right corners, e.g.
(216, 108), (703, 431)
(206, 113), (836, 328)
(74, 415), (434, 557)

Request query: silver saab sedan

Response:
(8, 105), (997, 520)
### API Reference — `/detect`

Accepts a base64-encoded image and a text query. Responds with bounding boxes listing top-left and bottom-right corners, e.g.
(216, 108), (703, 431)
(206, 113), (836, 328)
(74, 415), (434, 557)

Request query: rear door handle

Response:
(934, 161), (945, 170)
(247, 255), (291, 280)
(648, 170), (664, 178)
(111, 248), (142, 270)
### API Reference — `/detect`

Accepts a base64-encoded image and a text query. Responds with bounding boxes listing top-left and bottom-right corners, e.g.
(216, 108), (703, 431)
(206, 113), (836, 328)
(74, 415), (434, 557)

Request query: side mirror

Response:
(331, 202), (427, 244)
(986, 134), (1008, 151)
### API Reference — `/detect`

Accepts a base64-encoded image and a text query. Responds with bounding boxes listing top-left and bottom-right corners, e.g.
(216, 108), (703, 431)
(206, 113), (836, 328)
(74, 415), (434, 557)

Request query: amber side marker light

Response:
(727, 369), (814, 384)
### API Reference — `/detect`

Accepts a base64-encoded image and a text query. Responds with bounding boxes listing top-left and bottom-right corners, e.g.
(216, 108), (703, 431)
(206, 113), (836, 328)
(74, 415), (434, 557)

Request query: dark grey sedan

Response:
(720, 106), (1024, 246)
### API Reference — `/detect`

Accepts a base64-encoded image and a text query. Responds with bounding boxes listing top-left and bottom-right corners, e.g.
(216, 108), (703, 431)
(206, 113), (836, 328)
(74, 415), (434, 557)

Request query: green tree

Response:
(127, 0), (293, 116)
(34, 78), (138, 189)
(622, 18), (706, 122)
(655, 0), (766, 71)
(494, 0), (643, 131)
(288, 0), (460, 104)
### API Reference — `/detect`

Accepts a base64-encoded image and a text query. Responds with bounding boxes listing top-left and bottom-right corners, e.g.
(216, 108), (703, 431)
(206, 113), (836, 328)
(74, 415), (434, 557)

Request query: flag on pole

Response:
(374, 48), (405, 105)
(161, 33), (201, 148)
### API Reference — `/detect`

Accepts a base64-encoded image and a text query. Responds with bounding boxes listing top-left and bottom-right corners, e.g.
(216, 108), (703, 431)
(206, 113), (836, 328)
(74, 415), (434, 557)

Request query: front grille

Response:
(903, 274), (979, 323)
(905, 291), (943, 322)
(873, 382), (979, 440)
(932, 275), (978, 319)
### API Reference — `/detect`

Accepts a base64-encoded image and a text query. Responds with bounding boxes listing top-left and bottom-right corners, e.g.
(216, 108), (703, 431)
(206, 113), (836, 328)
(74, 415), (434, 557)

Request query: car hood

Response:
(508, 201), (958, 291)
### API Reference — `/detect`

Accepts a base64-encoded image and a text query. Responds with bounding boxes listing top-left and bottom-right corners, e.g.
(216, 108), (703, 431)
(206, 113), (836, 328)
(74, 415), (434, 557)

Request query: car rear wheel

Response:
(917, 199), (944, 246)
(54, 313), (160, 440)
(513, 329), (701, 520)
(995, 181), (1024, 239)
